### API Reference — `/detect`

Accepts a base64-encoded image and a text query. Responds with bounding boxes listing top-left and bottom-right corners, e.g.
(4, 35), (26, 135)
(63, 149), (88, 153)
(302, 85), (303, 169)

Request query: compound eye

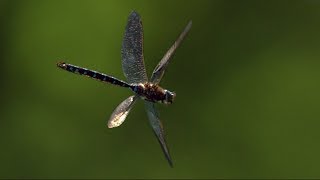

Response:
(165, 90), (176, 104)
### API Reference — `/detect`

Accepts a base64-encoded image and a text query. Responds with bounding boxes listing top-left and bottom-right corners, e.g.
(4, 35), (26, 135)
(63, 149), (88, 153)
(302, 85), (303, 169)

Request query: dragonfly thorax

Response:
(131, 83), (176, 104)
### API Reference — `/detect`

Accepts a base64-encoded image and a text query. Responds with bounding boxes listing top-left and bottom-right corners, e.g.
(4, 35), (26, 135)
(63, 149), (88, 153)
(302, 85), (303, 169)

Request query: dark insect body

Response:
(57, 11), (191, 167)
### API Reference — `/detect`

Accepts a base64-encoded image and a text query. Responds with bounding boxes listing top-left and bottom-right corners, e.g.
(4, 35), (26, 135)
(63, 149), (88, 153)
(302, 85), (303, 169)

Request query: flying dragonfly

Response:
(57, 11), (191, 167)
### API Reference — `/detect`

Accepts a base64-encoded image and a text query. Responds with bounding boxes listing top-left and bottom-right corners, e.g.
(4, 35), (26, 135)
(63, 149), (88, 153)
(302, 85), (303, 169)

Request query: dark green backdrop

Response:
(1, 0), (320, 178)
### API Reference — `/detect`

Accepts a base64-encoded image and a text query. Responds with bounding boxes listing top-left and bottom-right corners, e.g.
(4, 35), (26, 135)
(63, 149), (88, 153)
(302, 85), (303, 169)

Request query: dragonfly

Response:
(57, 11), (191, 167)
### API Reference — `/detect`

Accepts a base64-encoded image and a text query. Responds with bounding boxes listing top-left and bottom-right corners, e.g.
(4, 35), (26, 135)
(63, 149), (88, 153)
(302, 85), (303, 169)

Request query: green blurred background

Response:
(1, 0), (320, 178)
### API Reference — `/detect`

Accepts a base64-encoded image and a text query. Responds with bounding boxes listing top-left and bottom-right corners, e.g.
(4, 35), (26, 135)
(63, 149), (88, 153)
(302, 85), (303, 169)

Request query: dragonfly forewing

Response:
(121, 11), (148, 84)
(108, 95), (138, 128)
(150, 21), (192, 84)
(144, 101), (173, 167)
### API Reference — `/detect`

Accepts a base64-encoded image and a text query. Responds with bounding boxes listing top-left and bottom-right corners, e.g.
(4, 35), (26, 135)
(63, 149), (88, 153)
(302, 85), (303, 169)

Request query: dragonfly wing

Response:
(108, 95), (138, 128)
(144, 101), (173, 167)
(121, 11), (148, 84)
(150, 21), (192, 84)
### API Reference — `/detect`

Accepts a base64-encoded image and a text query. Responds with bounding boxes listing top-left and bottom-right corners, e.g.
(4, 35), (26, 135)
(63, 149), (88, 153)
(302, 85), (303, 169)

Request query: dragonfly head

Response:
(164, 90), (176, 104)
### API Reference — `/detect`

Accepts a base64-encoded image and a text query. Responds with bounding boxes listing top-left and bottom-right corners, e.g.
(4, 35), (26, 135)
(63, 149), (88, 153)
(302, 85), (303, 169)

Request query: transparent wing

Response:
(150, 21), (192, 84)
(121, 11), (148, 84)
(144, 101), (173, 167)
(108, 95), (138, 128)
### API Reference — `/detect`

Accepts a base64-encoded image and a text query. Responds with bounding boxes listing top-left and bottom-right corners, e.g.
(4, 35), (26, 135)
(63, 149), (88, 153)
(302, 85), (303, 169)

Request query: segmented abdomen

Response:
(57, 62), (130, 88)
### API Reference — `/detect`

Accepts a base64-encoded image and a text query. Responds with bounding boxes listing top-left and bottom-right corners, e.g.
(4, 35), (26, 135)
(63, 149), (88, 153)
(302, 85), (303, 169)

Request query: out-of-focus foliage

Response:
(1, 0), (320, 178)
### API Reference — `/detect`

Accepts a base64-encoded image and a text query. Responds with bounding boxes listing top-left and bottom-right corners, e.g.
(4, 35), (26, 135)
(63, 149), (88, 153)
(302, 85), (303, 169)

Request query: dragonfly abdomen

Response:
(57, 62), (131, 88)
